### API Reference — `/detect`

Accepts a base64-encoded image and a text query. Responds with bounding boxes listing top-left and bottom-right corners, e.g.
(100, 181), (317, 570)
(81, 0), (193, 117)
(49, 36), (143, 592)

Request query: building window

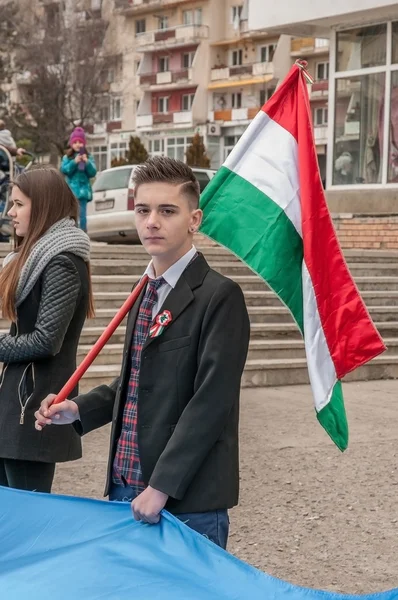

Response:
(316, 62), (329, 81)
(333, 72), (385, 185)
(149, 138), (165, 155)
(158, 96), (169, 113)
(158, 15), (168, 30)
(260, 44), (276, 63)
(110, 141), (128, 163)
(224, 135), (240, 159)
(183, 8), (202, 25)
(181, 93), (194, 111)
(330, 23), (398, 187)
(89, 145), (108, 172)
(231, 92), (242, 109)
(182, 51), (195, 68)
(336, 24), (387, 71)
(166, 136), (193, 161)
(158, 56), (169, 73)
(135, 19), (146, 35)
(111, 97), (122, 121)
(259, 87), (275, 106)
(314, 107), (328, 126)
(231, 49), (243, 66)
(98, 99), (110, 123)
(231, 5), (243, 24)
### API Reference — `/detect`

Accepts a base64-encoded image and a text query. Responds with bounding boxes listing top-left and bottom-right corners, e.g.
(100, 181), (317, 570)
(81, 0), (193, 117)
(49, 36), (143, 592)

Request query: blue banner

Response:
(0, 486), (396, 599)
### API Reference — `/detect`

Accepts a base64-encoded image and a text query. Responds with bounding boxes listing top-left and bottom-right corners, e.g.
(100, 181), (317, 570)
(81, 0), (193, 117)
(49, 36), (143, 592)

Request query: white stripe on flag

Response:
(224, 111), (302, 236)
(302, 262), (337, 412)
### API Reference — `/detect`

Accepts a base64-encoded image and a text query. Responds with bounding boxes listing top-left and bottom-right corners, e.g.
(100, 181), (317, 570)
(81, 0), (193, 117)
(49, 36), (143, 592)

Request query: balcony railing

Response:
(115, 0), (193, 15)
(137, 110), (193, 128)
(136, 24), (209, 48)
(139, 68), (192, 87)
(291, 37), (330, 55)
(210, 61), (274, 82)
(311, 80), (329, 98)
(314, 125), (328, 143)
(210, 107), (260, 122)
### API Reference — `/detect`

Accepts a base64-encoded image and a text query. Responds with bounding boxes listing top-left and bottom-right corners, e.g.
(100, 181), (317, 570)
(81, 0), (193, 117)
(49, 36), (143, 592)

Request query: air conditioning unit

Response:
(207, 123), (221, 136)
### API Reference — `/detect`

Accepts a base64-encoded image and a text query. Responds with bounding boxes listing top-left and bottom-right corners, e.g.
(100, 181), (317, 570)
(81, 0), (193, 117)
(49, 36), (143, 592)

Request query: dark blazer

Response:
(0, 253), (90, 463)
(75, 253), (250, 514)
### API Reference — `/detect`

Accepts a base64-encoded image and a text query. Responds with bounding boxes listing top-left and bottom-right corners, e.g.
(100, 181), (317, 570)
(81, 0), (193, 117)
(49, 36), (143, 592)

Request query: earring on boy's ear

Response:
(190, 227), (196, 233)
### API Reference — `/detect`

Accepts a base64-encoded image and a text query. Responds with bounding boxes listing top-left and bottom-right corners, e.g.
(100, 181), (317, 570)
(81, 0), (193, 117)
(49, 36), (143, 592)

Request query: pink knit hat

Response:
(69, 126), (86, 146)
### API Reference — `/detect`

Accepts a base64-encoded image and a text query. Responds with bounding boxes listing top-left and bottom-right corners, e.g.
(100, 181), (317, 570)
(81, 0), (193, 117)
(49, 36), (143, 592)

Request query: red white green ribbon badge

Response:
(150, 310), (173, 338)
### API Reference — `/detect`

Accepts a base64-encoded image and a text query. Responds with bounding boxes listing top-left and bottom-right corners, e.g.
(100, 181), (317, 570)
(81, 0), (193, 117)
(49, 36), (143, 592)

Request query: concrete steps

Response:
(77, 354), (398, 393)
(75, 338), (398, 367)
(89, 289), (398, 309)
(0, 242), (397, 390)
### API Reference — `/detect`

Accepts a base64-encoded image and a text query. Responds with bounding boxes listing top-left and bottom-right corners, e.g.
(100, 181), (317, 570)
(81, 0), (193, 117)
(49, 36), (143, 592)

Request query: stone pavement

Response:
(53, 380), (398, 595)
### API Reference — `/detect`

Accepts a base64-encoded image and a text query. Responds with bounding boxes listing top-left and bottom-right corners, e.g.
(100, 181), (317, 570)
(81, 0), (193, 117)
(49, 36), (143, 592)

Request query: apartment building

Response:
(2, 0), (332, 174)
(104, 0), (329, 170)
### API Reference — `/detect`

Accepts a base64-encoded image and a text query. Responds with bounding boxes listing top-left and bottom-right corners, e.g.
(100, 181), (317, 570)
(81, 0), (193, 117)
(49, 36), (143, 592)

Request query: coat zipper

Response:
(0, 364), (8, 390)
(18, 362), (36, 425)
(0, 319), (17, 393)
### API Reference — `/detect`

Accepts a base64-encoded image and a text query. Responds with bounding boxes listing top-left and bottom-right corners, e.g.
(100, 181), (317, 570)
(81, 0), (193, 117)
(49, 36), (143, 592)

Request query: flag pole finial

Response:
(295, 59), (315, 84)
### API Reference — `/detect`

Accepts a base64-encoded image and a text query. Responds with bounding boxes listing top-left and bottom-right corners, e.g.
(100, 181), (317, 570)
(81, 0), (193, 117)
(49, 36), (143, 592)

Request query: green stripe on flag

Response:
(200, 167), (304, 331)
(316, 380), (348, 451)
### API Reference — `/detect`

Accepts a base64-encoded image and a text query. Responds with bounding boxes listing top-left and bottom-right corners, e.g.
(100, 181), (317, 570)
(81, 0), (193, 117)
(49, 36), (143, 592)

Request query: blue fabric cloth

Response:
(60, 153), (97, 202)
(0, 485), (397, 600)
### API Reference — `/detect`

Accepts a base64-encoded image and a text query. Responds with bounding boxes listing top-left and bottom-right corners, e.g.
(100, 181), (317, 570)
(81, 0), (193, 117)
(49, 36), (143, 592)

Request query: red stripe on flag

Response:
(263, 65), (385, 378)
(261, 66), (299, 142)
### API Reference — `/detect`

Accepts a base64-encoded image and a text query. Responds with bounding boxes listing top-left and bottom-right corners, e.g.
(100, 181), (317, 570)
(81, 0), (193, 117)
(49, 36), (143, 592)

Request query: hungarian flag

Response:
(200, 62), (386, 451)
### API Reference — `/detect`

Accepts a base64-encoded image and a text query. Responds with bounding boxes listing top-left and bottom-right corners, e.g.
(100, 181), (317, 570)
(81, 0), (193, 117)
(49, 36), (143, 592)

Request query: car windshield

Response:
(193, 171), (211, 193)
(93, 168), (133, 192)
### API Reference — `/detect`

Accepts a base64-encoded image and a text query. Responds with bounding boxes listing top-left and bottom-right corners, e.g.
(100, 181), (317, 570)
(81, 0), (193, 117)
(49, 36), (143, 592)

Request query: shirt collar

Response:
(143, 246), (197, 289)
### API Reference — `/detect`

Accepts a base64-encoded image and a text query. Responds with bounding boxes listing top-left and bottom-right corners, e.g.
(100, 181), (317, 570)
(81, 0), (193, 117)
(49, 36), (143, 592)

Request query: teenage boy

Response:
(35, 157), (250, 550)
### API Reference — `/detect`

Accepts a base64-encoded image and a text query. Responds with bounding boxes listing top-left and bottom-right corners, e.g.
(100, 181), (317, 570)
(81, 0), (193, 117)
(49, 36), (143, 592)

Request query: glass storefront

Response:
(332, 22), (398, 187)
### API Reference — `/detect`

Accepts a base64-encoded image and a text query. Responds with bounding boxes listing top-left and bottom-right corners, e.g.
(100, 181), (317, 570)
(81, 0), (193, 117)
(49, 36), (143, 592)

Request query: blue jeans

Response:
(78, 198), (87, 232)
(109, 483), (229, 549)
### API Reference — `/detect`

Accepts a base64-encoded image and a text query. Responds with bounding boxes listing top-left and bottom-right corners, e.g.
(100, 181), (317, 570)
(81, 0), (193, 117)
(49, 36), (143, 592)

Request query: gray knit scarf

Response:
(3, 218), (91, 307)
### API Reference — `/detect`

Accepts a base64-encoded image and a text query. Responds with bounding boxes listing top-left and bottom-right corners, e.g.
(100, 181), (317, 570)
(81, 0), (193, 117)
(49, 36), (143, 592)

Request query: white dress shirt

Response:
(142, 246), (197, 318)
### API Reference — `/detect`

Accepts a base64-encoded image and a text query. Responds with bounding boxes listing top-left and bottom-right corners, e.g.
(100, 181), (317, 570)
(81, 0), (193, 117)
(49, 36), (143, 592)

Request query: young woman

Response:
(60, 127), (97, 232)
(0, 167), (94, 493)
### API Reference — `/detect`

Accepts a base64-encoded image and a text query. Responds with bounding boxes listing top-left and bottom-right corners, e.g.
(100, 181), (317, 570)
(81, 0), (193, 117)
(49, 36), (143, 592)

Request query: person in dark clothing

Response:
(0, 168), (95, 493)
(35, 157), (250, 550)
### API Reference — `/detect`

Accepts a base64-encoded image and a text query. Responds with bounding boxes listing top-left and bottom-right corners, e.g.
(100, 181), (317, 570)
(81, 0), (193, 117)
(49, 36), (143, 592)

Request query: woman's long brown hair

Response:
(0, 167), (95, 321)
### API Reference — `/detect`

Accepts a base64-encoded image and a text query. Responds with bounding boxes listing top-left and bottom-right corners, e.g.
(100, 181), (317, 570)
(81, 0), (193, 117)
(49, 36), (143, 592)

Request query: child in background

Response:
(61, 127), (97, 232)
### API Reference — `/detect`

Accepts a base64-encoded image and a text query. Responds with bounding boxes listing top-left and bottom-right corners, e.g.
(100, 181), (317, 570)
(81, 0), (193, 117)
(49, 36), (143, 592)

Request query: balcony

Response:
(136, 24), (209, 51)
(138, 68), (193, 89)
(209, 62), (274, 88)
(290, 37), (329, 57)
(311, 79), (329, 99)
(313, 125), (328, 144)
(208, 107), (261, 123)
(115, 0), (193, 15)
(137, 110), (193, 129)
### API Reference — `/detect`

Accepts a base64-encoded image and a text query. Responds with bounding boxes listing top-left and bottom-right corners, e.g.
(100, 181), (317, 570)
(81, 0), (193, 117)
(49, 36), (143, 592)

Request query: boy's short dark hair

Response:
(133, 156), (200, 209)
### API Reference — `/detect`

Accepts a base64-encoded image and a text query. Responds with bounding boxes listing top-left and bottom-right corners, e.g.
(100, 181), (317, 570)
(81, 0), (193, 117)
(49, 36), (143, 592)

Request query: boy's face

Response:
(134, 182), (202, 262)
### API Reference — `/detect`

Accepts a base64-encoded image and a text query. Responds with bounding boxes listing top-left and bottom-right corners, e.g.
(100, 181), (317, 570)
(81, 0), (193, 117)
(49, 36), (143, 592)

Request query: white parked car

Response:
(87, 165), (216, 244)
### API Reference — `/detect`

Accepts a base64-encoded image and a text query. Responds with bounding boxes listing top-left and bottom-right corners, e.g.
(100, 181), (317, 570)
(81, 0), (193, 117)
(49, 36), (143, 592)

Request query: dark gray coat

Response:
(0, 252), (90, 463)
(74, 254), (250, 514)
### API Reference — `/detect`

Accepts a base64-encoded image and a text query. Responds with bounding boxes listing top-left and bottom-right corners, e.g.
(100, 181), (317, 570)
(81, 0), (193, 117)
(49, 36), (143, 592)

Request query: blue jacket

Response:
(60, 153), (97, 201)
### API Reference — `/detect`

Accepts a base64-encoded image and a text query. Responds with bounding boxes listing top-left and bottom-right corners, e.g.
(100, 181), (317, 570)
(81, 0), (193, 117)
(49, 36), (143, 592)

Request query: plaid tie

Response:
(112, 276), (166, 493)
